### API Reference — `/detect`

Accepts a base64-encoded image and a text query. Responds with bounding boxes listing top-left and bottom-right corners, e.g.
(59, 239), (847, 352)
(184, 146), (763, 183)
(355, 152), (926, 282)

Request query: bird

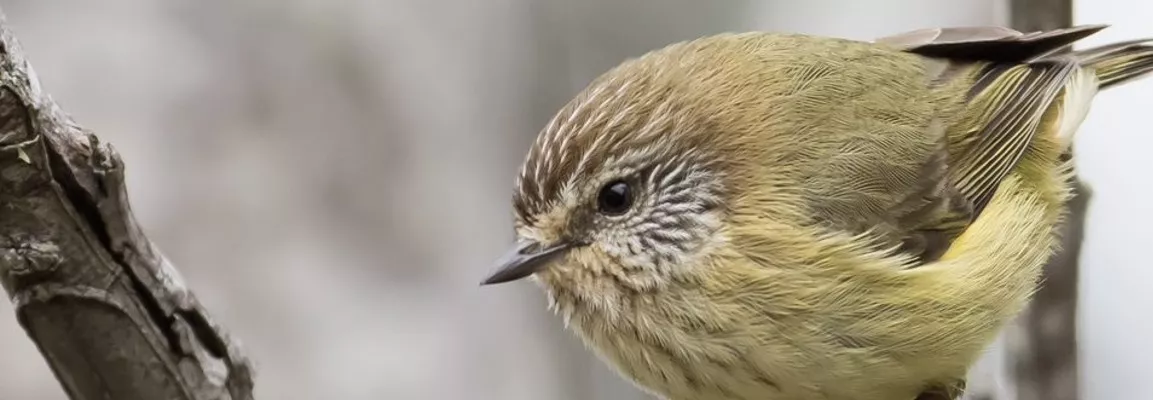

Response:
(480, 24), (1153, 400)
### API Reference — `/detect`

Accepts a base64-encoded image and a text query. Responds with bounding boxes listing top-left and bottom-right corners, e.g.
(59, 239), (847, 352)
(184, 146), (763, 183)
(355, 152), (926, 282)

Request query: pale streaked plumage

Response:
(486, 24), (1153, 400)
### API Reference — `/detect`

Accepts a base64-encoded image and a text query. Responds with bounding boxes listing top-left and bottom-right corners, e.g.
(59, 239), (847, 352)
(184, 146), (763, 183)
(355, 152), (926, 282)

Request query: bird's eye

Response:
(597, 180), (633, 215)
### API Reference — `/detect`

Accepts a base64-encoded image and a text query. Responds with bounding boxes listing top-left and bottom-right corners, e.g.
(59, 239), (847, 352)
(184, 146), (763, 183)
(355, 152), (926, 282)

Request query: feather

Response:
(875, 25), (1107, 61)
(869, 25), (1153, 261)
(950, 61), (1075, 216)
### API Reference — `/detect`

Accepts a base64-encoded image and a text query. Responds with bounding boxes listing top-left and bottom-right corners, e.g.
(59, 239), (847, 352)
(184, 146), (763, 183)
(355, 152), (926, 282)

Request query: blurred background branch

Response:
(0, 9), (253, 400)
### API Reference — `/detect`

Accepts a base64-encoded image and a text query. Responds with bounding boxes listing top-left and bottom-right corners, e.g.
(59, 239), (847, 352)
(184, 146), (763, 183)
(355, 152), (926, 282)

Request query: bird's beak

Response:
(481, 240), (575, 285)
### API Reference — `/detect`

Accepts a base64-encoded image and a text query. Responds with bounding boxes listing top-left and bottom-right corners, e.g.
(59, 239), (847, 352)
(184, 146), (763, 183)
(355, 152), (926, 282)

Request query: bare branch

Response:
(0, 9), (255, 400)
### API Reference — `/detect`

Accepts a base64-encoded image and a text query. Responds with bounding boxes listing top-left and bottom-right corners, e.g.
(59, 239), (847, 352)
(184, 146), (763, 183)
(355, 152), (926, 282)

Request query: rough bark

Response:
(0, 10), (255, 400)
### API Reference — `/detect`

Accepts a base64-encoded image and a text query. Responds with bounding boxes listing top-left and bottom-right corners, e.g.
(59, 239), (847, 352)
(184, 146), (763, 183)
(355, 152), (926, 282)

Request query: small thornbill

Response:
(482, 23), (1153, 399)
(481, 240), (574, 285)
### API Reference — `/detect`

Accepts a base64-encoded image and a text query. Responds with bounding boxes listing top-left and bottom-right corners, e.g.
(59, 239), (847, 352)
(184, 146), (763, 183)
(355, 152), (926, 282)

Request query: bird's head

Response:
(479, 39), (773, 297)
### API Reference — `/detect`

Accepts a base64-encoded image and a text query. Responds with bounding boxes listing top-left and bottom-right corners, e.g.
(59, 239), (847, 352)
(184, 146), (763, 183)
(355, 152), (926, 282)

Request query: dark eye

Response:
(597, 180), (633, 215)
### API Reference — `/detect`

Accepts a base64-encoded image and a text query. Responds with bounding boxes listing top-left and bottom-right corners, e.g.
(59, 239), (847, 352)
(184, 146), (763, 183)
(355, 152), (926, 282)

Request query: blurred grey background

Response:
(0, 0), (1148, 399)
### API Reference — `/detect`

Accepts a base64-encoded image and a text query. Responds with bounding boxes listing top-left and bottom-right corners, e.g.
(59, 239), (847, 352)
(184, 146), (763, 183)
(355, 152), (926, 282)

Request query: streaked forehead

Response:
(512, 60), (693, 224)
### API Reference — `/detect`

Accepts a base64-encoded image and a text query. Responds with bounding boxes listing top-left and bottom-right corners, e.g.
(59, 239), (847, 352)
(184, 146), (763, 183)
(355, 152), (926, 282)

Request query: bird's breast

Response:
(558, 296), (789, 400)
(536, 257), (951, 400)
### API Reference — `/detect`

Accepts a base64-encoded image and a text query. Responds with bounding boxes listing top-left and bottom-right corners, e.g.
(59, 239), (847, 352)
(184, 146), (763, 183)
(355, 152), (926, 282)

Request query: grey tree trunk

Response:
(0, 9), (255, 400)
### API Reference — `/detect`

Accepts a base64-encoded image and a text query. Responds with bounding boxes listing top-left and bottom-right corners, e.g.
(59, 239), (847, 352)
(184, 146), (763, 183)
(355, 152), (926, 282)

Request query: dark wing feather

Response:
(874, 26), (1095, 262)
(950, 61), (1076, 215)
(1068, 38), (1153, 89)
(875, 25), (1107, 62)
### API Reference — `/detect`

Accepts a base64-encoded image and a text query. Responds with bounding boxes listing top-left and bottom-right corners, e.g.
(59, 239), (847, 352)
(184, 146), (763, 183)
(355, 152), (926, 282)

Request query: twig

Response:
(0, 9), (255, 400)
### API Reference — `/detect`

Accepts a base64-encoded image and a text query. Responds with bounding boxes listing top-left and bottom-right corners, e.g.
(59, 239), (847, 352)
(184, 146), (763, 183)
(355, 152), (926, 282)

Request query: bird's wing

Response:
(874, 25), (1106, 62)
(873, 26), (1102, 263)
(946, 60), (1078, 216)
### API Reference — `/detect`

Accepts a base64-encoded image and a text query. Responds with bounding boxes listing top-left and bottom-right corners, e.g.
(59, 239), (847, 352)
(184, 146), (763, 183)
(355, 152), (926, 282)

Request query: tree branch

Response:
(0, 10), (255, 400)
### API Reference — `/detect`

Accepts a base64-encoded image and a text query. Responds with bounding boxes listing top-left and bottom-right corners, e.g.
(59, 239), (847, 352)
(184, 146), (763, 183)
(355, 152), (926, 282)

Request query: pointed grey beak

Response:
(481, 240), (574, 285)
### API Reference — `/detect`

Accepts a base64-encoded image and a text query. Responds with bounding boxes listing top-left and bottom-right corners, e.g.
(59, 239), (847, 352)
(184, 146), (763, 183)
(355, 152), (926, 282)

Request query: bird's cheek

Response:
(564, 247), (609, 275)
(532, 253), (602, 296)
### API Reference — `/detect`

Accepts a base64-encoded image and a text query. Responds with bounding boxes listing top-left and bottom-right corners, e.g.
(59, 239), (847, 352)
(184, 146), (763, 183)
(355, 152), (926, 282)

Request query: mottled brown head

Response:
(481, 40), (741, 291)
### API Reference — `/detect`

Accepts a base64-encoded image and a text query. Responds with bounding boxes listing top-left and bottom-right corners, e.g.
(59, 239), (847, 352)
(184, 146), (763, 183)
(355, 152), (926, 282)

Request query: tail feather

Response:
(1071, 39), (1153, 89)
(1045, 38), (1153, 149)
